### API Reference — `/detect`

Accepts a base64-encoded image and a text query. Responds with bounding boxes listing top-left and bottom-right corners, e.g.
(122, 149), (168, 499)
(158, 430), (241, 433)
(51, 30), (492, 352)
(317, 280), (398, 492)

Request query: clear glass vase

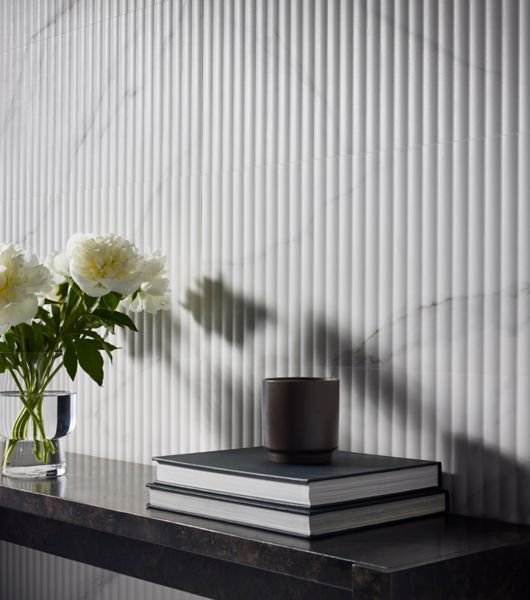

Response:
(0, 390), (76, 479)
(0, 358), (76, 479)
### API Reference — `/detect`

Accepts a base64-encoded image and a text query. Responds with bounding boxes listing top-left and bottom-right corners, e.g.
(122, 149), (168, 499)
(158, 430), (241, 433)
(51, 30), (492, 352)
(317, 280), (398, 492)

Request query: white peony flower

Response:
(45, 251), (70, 283)
(66, 233), (144, 298)
(44, 251), (70, 301)
(121, 251), (170, 314)
(0, 244), (53, 334)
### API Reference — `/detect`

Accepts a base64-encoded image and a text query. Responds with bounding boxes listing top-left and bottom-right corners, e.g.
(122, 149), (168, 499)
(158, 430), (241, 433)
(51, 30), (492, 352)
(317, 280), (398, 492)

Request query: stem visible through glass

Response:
(3, 356), (59, 467)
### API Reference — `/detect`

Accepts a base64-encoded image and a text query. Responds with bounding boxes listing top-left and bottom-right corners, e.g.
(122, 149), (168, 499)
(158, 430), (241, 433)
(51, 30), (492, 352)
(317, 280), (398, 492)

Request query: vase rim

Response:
(263, 377), (338, 382)
(0, 351), (56, 354)
(0, 390), (75, 397)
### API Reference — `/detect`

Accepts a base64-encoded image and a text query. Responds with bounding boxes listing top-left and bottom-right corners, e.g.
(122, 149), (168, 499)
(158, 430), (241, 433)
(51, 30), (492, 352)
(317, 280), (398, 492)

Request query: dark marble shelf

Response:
(0, 453), (529, 599)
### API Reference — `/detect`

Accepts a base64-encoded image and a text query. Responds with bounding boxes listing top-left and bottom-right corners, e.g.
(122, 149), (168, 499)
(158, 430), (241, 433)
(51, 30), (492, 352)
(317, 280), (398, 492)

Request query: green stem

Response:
(4, 366), (52, 465)
(6, 367), (32, 436)
(38, 360), (64, 394)
(3, 398), (38, 466)
(15, 396), (45, 438)
(7, 367), (24, 395)
(12, 406), (30, 439)
(36, 292), (84, 394)
(7, 394), (53, 464)
(13, 326), (34, 390)
(3, 282), (98, 468)
(6, 369), (34, 441)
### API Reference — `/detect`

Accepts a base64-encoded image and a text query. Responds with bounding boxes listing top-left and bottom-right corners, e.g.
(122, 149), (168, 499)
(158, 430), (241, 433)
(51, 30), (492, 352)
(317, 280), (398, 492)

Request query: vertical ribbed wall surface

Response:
(0, 541), (202, 600)
(1, 0), (529, 596)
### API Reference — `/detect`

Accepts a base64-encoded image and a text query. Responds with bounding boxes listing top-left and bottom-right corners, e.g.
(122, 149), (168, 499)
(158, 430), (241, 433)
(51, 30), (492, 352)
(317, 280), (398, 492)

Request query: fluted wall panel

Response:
(1, 0), (529, 597)
(0, 540), (203, 600)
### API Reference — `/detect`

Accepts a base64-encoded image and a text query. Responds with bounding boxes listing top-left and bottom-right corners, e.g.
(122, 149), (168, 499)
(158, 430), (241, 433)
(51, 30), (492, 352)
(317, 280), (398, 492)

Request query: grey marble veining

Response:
(1, 0), (529, 596)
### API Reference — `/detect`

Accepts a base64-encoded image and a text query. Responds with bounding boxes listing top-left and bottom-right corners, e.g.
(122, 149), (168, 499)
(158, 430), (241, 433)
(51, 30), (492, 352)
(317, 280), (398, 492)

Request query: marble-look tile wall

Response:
(0, 540), (204, 600)
(1, 0), (529, 596)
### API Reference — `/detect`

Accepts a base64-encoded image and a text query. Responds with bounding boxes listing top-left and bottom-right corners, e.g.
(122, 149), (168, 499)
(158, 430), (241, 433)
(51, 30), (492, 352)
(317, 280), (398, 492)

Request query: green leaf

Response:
(84, 295), (100, 312)
(66, 281), (81, 312)
(102, 341), (119, 352)
(36, 306), (51, 320)
(63, 341), (78, 380)
(75, 339), (104, 386)
(93, 308), (138, 332)
(18, 323), (36, 353)
(101, 340), (118, 361)
(101, 292), (122, 311)
(80, 311), (115, 334)
(78, 331), (118, 360)
(82, 331), (118, 349)
(3, 332), (16, 353)
(51, 305), (61, 333)
(33, 327), (44, 353)
(57, 281), (69, 300)
(35, 307), (56, 338)
(0, 354), (7, 373)
(69, 313), (97, 334)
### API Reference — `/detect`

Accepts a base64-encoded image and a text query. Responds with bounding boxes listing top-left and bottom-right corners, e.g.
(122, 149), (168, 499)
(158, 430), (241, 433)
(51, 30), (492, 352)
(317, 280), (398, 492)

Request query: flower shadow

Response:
(180, 275), (274, 347)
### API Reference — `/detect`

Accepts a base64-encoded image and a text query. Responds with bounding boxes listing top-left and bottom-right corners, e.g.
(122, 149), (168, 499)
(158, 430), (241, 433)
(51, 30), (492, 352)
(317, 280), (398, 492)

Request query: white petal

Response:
(0, 295), (38, 329)
(144, 278), (169, 296)
(70, 270), (108, 297)
(54, 252), (70, 276)
(26, 253), (41, 268)
(46, 251), (70, 279)
(23, 264), (53, 294)
(101, 275), (141, 296)
(66, 233), (91, 257)
(18, 296), (39, 323)
(146, 297), (169, 313)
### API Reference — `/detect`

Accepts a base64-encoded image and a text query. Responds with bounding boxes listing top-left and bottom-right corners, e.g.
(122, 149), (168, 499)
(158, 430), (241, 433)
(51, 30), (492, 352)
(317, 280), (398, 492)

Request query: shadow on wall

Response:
(124, 309), (181, 367)
(125, 276), (273, 364)
(181, 276), (274, 347)
(124, 276), (273, 449)
(180, 276), (274, 447)
(449, 435), (530, 523)
(309, 319), (530, 524)
(128, 272), (529, 523)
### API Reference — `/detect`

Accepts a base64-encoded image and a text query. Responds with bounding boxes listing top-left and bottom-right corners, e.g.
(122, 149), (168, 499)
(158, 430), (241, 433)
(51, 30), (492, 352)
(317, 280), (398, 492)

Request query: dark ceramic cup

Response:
(262, 377), (340, 464)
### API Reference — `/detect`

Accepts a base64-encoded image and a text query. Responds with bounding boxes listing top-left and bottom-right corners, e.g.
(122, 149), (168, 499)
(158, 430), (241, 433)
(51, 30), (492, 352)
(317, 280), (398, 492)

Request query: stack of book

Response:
(147, 447), (446, 538)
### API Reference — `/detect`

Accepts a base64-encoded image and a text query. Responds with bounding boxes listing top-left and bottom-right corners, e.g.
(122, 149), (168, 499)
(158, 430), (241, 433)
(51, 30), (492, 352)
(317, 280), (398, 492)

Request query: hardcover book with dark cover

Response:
(147, 483), (447, 537)
(153, 446), (441, 507)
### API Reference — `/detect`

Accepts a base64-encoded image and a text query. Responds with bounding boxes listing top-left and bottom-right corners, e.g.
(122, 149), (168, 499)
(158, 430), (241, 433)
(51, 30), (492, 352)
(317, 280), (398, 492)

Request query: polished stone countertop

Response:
(0, 453), (529, 599)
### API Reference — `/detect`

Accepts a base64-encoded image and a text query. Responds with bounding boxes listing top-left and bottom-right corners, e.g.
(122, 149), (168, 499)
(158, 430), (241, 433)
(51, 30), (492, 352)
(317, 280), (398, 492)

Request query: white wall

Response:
(1, 0), (529, 597)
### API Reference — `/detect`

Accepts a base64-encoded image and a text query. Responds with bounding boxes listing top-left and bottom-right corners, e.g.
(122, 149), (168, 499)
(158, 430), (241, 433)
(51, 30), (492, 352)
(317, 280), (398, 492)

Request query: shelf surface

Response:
(0, 452), (529, 599)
